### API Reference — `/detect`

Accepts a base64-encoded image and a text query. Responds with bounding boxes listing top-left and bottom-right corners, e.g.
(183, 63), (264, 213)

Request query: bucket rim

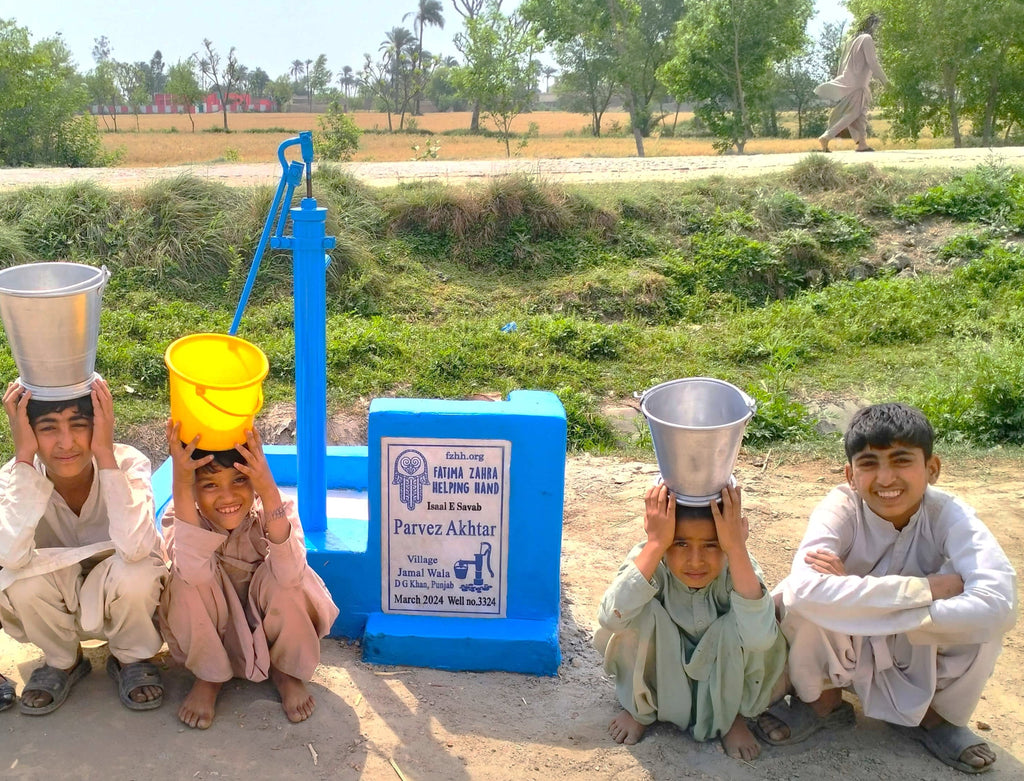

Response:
(640, 376), (756, 431)
(0, 262), (109, 298)
(17, 372), (102, 402)
(164, 333), (269, 391)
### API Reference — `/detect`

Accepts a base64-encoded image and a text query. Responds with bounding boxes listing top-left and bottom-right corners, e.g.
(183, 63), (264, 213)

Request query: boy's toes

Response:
(961, 743), (996, 769)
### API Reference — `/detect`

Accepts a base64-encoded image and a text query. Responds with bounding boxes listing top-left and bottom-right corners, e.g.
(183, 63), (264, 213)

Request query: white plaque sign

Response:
(381, 437), (511, 617)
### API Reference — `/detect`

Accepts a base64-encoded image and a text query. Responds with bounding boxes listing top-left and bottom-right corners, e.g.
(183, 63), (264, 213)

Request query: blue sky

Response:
(2, 0), (850, 84)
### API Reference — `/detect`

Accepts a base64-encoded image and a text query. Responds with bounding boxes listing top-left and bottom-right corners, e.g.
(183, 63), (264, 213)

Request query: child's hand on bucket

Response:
(710, 484), (748, 554)
(3, 382), (37, 464)
(90, 378), (117, 469)
(166, 418), (213, 482)
(643, 483), (676, 553)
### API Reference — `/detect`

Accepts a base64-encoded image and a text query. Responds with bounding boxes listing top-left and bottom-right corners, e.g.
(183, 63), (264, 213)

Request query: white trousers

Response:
(0, 555), (166, 669)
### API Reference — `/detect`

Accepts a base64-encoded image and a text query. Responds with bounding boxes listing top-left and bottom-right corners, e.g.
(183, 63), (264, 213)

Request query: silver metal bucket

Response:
(0, 262), (110, 400)
(639, 377), (756, 504)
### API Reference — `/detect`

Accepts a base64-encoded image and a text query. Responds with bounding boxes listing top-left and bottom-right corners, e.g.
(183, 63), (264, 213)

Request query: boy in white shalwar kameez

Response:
(0, 379), (166, 715)
(596, 483), (787, 762)
(757, 403), (1016, 775)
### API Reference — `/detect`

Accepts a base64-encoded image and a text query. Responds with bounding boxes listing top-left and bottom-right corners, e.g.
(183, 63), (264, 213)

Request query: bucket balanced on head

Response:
(0, 262), (110, 400)
(640, 377), (756, 504)
(165, 333), (269, 450)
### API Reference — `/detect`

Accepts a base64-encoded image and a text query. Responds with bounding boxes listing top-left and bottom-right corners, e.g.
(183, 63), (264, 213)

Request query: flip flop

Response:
(0, 674), (15, 712)
(855, 146), (875, 152)
(753, 696), (855, 746)
(107, 656), (164, 711)
(18, 656), (92, 716)
(891, 722), (995, 774)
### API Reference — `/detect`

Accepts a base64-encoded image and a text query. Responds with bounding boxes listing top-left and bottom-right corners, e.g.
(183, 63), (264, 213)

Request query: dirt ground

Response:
(2, 447), (1022, 781)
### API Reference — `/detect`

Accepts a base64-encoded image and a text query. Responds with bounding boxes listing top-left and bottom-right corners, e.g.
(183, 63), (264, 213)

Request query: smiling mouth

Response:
(216, 504), (243, 515)
(876, 489), (903, 499)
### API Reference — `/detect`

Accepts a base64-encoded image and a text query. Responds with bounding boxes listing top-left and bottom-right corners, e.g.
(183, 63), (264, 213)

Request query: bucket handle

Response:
(633, 382), (758, 413)
(194, 385), (264, 421)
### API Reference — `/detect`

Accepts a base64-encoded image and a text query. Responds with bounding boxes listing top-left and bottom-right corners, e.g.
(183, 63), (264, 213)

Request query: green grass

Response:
(1, 159), (1022, 454)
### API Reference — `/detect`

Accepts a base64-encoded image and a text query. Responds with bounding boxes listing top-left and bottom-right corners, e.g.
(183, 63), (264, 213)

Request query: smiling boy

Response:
(596, 483), (786, 761)
(757, 403), (1017, 775)
(0, 379), (166, 715)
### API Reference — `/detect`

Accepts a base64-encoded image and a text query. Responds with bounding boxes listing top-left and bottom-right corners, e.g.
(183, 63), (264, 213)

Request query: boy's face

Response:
(663, 517), (725, 589)
(194, 463), (255, 531)
(845, 443), (940, 528)
(31, 407), (94, 481)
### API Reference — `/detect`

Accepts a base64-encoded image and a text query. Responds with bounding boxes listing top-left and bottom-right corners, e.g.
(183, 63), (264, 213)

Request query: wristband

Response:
(267, 503), (288, 521)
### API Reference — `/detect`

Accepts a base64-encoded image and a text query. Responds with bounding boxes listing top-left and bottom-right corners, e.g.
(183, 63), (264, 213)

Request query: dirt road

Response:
(2, 146), (1024, 191)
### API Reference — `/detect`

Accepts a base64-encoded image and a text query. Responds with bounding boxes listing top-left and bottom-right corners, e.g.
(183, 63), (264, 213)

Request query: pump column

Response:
(285, 198), (335, 533)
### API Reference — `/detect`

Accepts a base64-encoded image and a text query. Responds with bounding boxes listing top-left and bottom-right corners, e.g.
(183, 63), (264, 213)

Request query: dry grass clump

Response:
(788, 153), (848, 191)
(385, 174), (618, 256)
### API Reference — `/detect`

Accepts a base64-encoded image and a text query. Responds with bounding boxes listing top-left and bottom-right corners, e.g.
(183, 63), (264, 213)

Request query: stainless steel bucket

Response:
(639, 377), (756, 503)
(0, 262), (110, 400)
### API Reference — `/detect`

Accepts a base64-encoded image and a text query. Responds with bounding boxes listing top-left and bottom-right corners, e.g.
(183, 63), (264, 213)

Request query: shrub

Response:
(315, 100), (361, 162)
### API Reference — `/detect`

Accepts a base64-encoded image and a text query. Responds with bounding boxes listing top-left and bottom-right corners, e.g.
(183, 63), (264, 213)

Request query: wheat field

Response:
(96, 110), (946, 166)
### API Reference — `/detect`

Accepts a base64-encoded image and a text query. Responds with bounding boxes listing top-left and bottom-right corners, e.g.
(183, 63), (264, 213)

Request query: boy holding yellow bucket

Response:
(158, 334), (338, 729)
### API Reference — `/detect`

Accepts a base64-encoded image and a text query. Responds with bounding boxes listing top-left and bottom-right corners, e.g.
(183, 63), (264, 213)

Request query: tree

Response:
(268, 74), (294, 111)
(315, 99), (362, 160)
(310, 54), (332, 104)
(658, 0), (812, 153)
(166, 60), (203, 131)
(114, 61), (149, 131)
(148, 50), (166, 93)
(404, 0), (445, 113)
(338, 65), (357, 110)
(290, 59), (305, 90)
(451, 0), (488, 130)
(453, 1), (541, 156)
(541, 65), (557, 91)
(200, 39), (243, 130)
(247, 67), (270, 98)
(522, 0), (617, 136)
(0, 19), (106, 167)
(523, 0), (685, 156)
(86, 59), (121, 132)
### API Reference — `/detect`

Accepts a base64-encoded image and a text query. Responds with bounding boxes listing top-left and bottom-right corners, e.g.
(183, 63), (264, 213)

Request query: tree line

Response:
(3, 0), (1024, 166)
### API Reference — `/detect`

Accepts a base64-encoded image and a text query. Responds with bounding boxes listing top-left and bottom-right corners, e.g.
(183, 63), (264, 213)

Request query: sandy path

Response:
(2, 146), (1023, 191)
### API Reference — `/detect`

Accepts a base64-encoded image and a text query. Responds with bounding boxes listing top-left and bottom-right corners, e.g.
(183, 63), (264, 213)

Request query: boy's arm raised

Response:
(711, 485), (762, 600)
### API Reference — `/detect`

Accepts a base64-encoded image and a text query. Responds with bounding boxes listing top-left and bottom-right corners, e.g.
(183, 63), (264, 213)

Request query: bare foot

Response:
(270, 666), (315, 723)
(608, 709), (647, 744)
(722, 714), (761, 761)
(179, 679), (223, 729)
(818, 135), (830, 152)
(757, 687), (843, 742)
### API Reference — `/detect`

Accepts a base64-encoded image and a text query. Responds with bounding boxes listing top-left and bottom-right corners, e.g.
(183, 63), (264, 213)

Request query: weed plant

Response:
(1, 161), (1022, 454)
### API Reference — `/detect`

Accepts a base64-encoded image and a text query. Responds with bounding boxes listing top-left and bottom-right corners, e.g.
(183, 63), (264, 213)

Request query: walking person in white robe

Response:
(755, 403), (1016, 775)
(815, 13), (888, 152)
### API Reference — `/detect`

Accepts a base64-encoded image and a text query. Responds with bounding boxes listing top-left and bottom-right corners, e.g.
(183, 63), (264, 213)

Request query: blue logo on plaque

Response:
(393, 449), (429, 511)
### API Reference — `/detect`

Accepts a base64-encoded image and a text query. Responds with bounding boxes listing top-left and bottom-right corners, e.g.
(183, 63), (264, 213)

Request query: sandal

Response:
(0, 674), (15, 712)
(855, 146), (875, 152)
(18, 655), (92, 716)
(107, 656), (164, 711)
(753, 696), (855, 746)
(891, 722), (995, 774)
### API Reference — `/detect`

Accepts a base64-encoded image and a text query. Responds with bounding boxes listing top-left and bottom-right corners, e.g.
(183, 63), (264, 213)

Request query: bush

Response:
(315, 100), (361, 162)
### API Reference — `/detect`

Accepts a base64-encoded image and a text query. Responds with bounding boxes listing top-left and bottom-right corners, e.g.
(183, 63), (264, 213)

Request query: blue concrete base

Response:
(362, 612), (561, 675)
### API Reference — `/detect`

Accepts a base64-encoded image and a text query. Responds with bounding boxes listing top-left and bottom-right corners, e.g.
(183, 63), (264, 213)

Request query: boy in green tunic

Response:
(595, 483), (786, 761)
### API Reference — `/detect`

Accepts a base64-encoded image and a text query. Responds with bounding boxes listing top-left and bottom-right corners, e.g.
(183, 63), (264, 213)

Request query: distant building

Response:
(90, 92), (274, 116)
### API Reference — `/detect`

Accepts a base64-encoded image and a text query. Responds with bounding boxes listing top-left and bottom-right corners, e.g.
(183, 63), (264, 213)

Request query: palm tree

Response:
(305, 58), (313, 111)
(290, 59), (305, 90)
(338, 65), (356, 111)
(403, 0), (444, 114)
(542, 65), (558, 93)
(380, 27), (416, 128)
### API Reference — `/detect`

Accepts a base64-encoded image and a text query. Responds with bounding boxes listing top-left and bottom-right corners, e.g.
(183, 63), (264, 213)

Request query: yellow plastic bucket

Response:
(165, 333), (269, 451)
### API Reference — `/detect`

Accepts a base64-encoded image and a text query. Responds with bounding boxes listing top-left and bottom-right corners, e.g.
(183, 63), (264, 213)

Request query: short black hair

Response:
(190, 446), (244, 476)
(27, 394), (94, 427)
(843, 403), (934, 461)
(674, 499), (722, 524)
